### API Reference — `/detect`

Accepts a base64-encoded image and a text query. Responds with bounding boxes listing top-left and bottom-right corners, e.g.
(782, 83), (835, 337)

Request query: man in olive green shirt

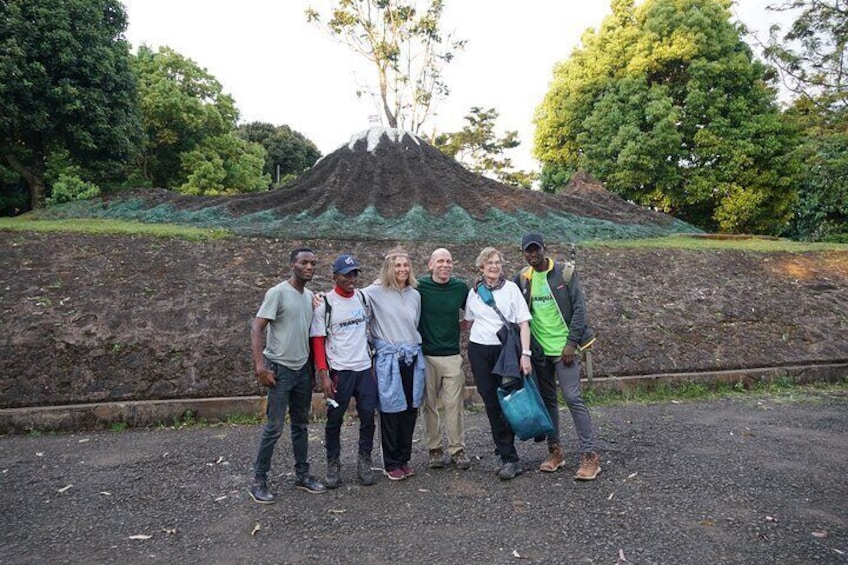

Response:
(417, 248), (471, 470)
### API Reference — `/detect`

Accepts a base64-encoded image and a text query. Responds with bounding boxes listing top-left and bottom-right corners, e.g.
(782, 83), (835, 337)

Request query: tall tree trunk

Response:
(5, 151), (46, 209)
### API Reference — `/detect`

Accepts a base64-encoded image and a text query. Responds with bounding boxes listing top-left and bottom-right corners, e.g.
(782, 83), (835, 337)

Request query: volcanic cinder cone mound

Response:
(52, 128), (701, 242)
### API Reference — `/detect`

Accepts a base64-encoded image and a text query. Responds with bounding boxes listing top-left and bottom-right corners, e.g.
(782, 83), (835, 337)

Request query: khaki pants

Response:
(422, 354), (465, 455)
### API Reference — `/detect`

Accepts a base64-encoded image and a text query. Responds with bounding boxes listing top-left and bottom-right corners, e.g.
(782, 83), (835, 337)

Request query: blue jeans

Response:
(253, 361), (312, 480)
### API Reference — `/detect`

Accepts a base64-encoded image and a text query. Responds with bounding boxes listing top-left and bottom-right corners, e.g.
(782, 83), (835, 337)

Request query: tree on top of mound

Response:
(306, 0), (465, 133)
(534, 0), (798, 234)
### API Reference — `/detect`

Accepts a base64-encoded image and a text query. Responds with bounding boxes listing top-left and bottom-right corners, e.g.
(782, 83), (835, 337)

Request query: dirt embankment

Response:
(2, 231), (847, 409)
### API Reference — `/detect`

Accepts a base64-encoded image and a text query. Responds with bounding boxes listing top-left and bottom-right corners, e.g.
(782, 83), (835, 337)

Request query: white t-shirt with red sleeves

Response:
(310, 290), (372, 372)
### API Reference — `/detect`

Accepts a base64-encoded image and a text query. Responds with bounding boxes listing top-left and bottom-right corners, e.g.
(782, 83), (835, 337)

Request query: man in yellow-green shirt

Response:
(514, 233), (601, 480)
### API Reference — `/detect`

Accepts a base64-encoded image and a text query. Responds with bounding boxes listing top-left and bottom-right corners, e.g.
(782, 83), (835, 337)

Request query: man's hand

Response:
(561, 344), (577, 367)
(312, 292), (324, 309)
(317, 369), (335, 399)
(256, 367), (276, 387)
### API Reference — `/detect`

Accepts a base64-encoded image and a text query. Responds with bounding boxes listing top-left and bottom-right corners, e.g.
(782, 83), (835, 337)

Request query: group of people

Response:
(247, 234), (601, 504)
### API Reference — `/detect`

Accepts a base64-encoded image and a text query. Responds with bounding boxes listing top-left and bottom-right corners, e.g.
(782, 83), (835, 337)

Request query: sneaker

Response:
(498, 461), (522, 481)
(357, 454), (375, 486)
(248, 478), (275, 504)
(451, 450), (471, 470)
(325, 459), (341, 489)
(385, 468), (406, 481)
(401, 464), (415, 478)
(294, 475), (327, 494)
(575, 452), (601, 480)
(540, 444), (565, 473)
(428, 448), (445, 469)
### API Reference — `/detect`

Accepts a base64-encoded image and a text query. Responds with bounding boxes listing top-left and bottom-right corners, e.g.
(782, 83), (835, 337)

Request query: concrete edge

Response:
(2, 363), (846, 435)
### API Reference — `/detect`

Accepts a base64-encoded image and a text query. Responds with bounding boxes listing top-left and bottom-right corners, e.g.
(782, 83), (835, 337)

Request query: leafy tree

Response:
(0, 0), (140, 210)
(179, 134), (270, 196)
(132, 45), (237, 188)
(534, 0), (798, 234)
(763, 0), (847, 240)
(237, 122), (321, 187)
(306, 0), (465, 133)
(434, 107), (537, 189)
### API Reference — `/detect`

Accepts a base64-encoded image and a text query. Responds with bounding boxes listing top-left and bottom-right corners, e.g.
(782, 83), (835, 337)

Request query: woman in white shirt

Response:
(464, 246), (532, 480)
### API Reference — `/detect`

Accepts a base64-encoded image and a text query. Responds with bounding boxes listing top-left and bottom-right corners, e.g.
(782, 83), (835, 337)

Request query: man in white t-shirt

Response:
(311, 254), (378, 487)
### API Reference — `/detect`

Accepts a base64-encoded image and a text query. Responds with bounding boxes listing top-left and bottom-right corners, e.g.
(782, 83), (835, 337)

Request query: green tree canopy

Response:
(132, 46), (268, 194)
(434, 107), (536, 189)
(534, 0), (798, 234)
(764, 0), (847, 240)
(236, 122), (321, 187)
(0, 0), (140, 209)
(132, 45), (237, 188)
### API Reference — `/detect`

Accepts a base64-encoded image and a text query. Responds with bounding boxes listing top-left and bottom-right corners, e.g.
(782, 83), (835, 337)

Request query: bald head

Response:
(428, 248), (453, 283)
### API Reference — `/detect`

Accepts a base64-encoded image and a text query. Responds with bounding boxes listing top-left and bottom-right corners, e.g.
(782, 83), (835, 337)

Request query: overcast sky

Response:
(122, 0), (789, 171)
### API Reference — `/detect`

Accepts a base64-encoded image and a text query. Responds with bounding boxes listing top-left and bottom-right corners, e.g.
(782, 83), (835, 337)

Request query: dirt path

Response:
(2, 391), (846, 564)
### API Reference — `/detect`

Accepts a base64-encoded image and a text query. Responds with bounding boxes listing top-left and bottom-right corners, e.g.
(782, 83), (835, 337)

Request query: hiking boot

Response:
(498, 461), (522, 481)
(248, 478), (275, 504)
(428, 448), (445, 469)
(325, 459), (341, 489)
(401, 464), (415, 478)
(451, 450), (471, 470)
(294, 475), (327, 494)
(385, 468), (406, 481)
(357, 454), (375, 486)
(540, 444), (565, 473)
(575, 452), (601, 480)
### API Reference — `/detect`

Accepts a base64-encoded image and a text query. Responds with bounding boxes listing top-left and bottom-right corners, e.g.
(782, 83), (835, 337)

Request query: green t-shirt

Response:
(256, 280), (314, 369)
(529, 268), (568, 356)
(417, 275), (469, 356)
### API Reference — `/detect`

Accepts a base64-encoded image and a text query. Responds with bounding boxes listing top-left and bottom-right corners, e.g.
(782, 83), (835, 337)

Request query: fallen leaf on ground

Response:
(627, 472), (638, 479)
(214, 496), (227, 502)
(607, 493), (615, 501)
(328, 509), (346, 514)
(129, 534), (152, 540)
(765, 515), (778, 522)
(512, 549), (527, 559)
(251, 523), (261, 537)
(216, 456), (223, 464)
(57, 484), (73, 493)
(162, 528), (177, 535)
(36, 452), (44, 457)
(99, 491), (112, 496)
(618, 548), (628, 562)
(812, 531), (828, 538)
(418, 489), (429, 493)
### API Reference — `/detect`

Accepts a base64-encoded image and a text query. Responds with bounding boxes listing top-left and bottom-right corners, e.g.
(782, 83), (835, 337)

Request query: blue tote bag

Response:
(497, 372), (554, 441)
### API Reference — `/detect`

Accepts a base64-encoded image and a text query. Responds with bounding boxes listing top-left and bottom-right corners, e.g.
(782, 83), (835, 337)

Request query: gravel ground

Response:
(1, 391), (846, 565)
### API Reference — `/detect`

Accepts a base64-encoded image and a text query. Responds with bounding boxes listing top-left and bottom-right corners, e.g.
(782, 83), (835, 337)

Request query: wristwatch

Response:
(521, 350), (532, 357)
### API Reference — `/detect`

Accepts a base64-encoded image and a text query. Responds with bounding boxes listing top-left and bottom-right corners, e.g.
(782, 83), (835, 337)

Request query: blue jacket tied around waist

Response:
(373, 338), (425, 413)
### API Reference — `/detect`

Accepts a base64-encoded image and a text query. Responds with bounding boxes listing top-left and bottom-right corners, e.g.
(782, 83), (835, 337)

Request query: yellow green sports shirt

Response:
(529, 263), (569, 356)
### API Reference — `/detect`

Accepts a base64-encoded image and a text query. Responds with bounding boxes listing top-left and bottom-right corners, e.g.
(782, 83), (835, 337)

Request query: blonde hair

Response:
(379, 246), (418, 290)
(475, 247), (502, 270)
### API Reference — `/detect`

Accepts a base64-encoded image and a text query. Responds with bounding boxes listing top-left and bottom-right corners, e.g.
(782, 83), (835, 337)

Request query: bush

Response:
(46, 174), (101, 206)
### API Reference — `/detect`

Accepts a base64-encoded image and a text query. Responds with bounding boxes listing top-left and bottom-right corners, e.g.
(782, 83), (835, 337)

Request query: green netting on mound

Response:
(38, 200), (701, 243)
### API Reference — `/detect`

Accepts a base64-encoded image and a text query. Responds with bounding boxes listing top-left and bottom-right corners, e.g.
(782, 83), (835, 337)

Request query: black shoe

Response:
(325, 459), (341, 489)
(248, 479), (275, 504)
(498, 461), (522, 481)
(295, 475), (327, 494)
(357, 454), (375, 486)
